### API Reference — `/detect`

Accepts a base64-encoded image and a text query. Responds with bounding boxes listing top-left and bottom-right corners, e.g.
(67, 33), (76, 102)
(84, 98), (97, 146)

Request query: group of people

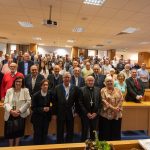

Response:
(0, 50), (148, 146)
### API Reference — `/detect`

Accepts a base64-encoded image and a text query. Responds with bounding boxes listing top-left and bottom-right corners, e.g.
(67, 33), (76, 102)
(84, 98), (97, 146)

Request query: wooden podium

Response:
(0, 140), (143, 150)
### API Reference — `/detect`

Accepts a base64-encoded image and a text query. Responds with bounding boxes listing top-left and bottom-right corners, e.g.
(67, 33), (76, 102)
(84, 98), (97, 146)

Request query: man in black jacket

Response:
(70, 67), (85, 88)
(25, 65), (44, 97)
(53, 72), (80, 143)
(18, 52), (34, 76)
(91, 64), (105, 90)
(79, 76), (102, 141)
(125, 69), (144, 103)
(47, 65), (63, 90)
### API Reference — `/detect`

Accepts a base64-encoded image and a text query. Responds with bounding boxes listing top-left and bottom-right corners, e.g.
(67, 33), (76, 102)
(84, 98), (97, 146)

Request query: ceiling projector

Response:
(43, 19), (57, 27)
(43, 5), (57, 27)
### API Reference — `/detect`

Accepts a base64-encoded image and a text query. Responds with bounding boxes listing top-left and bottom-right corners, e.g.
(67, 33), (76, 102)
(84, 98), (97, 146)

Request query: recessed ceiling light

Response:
(65, 45), (72, 48)
(122, 27), (139, 33)
(38, 43), (45, 46)
(72, 27), (84, 32)
(139, 42), (150, 45)
(83, 0), (106, 6)
(67, 39), (75, 43)
(18, 21), (33, 28)
(33, 37), (42, 41)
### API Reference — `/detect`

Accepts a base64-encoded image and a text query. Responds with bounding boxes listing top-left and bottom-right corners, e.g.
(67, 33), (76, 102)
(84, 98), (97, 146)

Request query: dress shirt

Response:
(63, 83), (70, 100)
(137, 68), (149, 82)
(24, 62), (28, 76)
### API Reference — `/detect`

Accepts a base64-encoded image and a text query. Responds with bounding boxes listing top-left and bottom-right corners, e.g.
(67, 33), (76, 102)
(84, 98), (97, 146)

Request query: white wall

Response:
(98, 50), (107, 58)
(0, 43), (6, 54)
(116, 51), (138, 63)
(37, 45), (71, 57)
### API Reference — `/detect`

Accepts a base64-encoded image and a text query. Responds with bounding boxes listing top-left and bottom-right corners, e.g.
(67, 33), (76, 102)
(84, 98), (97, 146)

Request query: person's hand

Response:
(113, 107), (120, 112)
(52, 115), (57, 120)
(43, 107), (50, 112)
(10, 110), (20, 117)
(1, 97), (4, 102)
(87, 113), (92, 119)
(73, 113), (78, 117)
(91, 113), (97, 119)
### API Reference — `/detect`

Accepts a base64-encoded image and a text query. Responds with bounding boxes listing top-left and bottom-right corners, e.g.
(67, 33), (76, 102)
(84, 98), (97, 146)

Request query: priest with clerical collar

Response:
(79, 75), (102, 141)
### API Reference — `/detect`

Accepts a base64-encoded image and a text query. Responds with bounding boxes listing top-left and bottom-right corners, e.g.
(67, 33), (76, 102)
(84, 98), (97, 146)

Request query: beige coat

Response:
(4, 88), (31, 121)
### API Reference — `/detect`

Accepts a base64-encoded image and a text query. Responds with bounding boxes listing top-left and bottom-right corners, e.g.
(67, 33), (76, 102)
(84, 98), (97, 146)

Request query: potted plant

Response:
(85, 131), (115, 150)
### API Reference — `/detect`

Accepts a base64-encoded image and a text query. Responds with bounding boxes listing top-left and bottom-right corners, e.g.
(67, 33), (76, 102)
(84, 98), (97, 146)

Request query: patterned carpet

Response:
(0, 130), (149, 147)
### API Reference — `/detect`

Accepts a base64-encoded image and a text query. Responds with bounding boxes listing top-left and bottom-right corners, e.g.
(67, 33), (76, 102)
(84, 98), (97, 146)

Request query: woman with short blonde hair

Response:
(99, 76), (123, 141)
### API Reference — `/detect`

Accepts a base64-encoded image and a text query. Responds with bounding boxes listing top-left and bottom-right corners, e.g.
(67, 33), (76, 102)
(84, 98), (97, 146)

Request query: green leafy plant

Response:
(85, 131), (112, 150)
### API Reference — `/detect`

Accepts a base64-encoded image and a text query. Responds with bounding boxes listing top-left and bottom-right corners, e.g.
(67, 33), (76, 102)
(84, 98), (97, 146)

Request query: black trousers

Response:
(81, 116), (98, 142)
(57, 118), (74, 143)
(99, 116), (122, 141)
(33, 116), (50, 145)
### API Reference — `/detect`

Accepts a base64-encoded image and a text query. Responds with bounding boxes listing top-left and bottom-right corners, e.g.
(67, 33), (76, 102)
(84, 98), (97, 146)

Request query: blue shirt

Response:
(24, 62), (28, 76)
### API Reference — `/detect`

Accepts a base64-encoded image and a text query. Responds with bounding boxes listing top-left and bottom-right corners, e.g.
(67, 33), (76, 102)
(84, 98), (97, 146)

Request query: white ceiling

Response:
(0, 0), (150, 52)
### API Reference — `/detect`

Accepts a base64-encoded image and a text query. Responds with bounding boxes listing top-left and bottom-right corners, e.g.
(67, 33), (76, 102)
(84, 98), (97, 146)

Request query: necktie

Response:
(134, 79), (140, 90)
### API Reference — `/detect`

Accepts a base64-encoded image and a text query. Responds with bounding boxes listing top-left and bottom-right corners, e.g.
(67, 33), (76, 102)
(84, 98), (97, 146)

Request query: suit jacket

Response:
(18, 60), (34, 76)
(79, 86), (102, 117)
(31, 90), (55, 123)
(53, 84), (80, 120)
(125, 77), (144, 102)
(25, 74), (45, 96)
(91, 73), (106, 90)
(47, 74), (63, 90)
(70, 75), (85, 88)
(4, 88), (31, 121)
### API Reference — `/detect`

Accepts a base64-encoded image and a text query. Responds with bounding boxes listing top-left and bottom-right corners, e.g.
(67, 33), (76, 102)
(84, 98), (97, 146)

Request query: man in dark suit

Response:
(25, 65), (44, 97)
(53, 72), (80, 143)
(125, 69), (144, 103)
(18, 52), (34, 76)
(79, 76), (101, 141)
(70, 67), (85, 88)
(47, 65), (63, 90)
(91, 64), (105, 90)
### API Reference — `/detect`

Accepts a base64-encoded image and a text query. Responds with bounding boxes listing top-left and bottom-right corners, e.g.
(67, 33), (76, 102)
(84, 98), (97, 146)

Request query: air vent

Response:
(0, 36), (8, 39)
(116, 32), (129, 36)
(96, 44), (104, 47)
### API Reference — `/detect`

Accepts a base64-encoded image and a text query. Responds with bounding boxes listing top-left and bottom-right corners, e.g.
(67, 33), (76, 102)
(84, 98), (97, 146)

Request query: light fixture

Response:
(65, 45), (72, 48)
(83, 0), (106, 6)
(67, 39), (75, 43)
(33, 37), (42, 41)
(122, 27), (139, 33)
(72, 27), (84, 32)
(18, 21), (33, 28)
(139, 42), (150, 45)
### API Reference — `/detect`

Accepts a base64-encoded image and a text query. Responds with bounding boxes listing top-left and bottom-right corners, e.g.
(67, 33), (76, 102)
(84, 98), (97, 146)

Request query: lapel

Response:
(28, 75), (32, 90)
(68, 84), (74, 100)
(52, 74), (55, 87)
(78, 76), (81, 86)
(60, 84), (66, 100)
(33, 74), (39, 90)
(93, 87), (96, 104)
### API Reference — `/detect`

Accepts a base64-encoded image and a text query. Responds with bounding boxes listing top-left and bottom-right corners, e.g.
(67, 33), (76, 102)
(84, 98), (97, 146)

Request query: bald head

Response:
(9, 62), (18, 73)
(54, 65), (60, 75)
(24, 52), (30, 61)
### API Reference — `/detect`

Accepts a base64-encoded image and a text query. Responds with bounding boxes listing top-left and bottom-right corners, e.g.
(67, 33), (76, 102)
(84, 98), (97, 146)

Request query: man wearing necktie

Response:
(91, 64), (106, 90)
(53, 72), (80, 143)
(125, 69), (144, 103)
(70, 67), (85, 88)
(79, 76), (102, 141)
(47, 65), (63, 90)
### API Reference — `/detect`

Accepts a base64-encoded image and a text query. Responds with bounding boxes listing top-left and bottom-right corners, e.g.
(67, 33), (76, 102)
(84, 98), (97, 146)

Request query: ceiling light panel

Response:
(72, 27), (84, 32)
(122, 27), (139, 33)
(18, 21), (33, 28)
(83, 0), (106, 6)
